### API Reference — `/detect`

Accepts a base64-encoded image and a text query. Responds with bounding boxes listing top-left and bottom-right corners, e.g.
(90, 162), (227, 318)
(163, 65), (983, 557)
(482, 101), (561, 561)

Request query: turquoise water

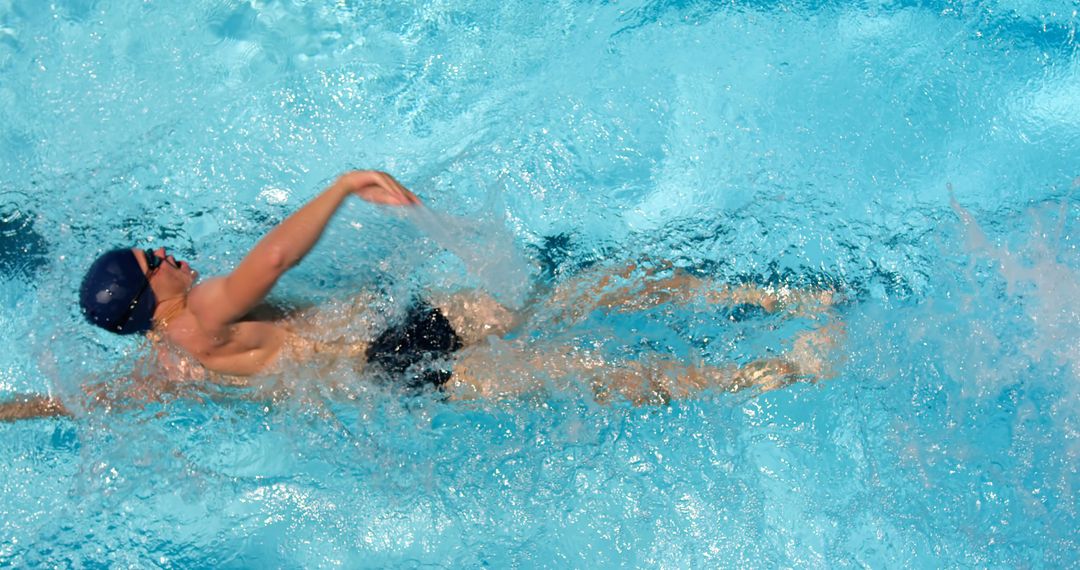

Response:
(2, 0), (1078, 567)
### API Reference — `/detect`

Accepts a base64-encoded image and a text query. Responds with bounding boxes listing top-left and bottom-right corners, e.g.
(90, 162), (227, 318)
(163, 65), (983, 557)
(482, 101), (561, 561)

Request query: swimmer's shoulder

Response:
(149, 331), (210, 382)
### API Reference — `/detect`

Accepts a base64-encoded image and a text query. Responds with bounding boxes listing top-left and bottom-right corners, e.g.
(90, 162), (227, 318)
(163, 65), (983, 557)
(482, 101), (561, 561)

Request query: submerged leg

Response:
(596, 356), (801, 404)
(445, 340), (599, 400)
(620, 270), (839, 318)
(597, 330), (847, 404)
(0, 395), (71, 422)
(445, 319), (845, 404)
(429, 289), (521, 347)
(537, 261), (837, 326)
(446, 345), (801, 405)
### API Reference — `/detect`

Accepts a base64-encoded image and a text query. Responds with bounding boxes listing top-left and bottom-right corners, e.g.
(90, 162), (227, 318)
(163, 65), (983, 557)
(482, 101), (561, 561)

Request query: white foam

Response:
(949, 187), (1080, 391)
(402, 206), (534, 309)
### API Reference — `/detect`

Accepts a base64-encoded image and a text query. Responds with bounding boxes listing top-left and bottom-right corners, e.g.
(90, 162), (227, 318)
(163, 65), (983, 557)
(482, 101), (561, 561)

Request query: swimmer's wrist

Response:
(333, 170), (381, 197)
(330, 178), (356, 200)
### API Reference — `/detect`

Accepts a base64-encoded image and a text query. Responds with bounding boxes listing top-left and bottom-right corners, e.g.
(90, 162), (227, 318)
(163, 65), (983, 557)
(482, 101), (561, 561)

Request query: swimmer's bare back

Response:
(145, 171), (421, 378)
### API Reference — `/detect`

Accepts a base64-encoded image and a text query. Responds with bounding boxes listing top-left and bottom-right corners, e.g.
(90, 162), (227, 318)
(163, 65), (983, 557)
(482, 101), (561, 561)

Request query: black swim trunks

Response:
(365, 301), (463, 390)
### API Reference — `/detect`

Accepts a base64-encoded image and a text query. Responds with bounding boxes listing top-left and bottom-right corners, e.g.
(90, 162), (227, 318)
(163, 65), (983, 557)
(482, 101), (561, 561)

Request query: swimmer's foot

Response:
(720, 321), (845, 394)
(760, 287), (841, 318)
(785, 321), (846, 379)
(726, 359), (800, 393)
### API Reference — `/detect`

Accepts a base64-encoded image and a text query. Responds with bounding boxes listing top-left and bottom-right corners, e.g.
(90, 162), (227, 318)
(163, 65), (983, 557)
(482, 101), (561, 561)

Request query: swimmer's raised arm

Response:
(189, 171), (421, 330)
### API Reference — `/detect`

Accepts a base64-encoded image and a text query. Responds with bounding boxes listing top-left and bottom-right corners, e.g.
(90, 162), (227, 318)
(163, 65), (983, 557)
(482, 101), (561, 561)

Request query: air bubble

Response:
(0, 190), (32, 238)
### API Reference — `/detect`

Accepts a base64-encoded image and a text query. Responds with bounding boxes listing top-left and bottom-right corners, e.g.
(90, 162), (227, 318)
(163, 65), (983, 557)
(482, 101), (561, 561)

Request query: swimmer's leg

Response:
(783, 319), (846, 378)
(595, 355), (812, 404)
(0, 395), (71, 422)
(620, 270), (838, 318)
(444, 340), (604, 400)
(525, 261), (688, 327)
(443, 322), (845, 404)
(598, 317), (847, 402)
(445, 351), (785, 404)
(589, 358), (787, 403)
(537, 261), (837, 325)
(429, 289), (521, 347)
(720, 318), (847, 393)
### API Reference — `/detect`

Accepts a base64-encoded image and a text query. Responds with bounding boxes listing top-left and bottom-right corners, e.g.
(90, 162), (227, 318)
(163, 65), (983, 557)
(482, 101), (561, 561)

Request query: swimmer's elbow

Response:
(263, 246), (297, 275)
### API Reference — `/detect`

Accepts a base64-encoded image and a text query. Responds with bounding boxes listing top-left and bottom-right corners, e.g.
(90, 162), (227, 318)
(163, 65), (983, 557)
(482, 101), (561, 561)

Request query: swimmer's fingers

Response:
(358, 184), (420, 206)
(363, 171), (421, 205)
(382, 175), (422, 206)
(782, 289), (842, 318)
(340, 170), (423, 206)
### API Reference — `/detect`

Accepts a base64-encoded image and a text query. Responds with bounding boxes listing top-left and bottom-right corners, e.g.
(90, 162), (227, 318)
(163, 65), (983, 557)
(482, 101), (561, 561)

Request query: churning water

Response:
(0, 0), (1077, 567)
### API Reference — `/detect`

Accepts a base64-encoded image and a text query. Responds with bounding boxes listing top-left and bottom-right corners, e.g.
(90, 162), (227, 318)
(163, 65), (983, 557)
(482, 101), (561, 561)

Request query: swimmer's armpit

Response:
(0, 395), (71, 422)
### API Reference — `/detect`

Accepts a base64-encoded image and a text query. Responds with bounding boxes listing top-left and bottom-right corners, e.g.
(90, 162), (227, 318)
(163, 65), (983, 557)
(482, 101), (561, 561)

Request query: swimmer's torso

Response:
(149, 290), (516, 387)
(157, 311), (290, 377)
(152, 306), (373, 382)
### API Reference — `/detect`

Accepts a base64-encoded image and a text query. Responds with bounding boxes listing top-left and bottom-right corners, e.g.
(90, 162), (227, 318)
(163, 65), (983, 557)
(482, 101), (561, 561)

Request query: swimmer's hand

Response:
(337, 170), (422, 206)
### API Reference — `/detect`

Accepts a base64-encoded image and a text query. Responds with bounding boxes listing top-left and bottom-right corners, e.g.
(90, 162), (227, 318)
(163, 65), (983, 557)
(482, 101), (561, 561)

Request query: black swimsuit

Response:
(365, 301), (463, 390)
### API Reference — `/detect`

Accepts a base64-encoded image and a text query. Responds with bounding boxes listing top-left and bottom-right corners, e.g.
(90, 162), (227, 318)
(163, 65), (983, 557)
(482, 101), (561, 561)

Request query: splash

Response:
(948, 183), (1079, 509)
(402, 206), (534, 309)
(948, 184), (1079, 380)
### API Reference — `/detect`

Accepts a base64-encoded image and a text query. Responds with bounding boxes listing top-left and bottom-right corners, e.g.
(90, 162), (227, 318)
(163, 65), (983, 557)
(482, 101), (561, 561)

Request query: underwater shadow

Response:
(0, 190), (48, 281)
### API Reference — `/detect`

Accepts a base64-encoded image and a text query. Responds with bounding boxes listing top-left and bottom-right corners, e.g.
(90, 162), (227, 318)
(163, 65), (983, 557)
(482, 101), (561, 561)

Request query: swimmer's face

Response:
(134, 247), (198, 297)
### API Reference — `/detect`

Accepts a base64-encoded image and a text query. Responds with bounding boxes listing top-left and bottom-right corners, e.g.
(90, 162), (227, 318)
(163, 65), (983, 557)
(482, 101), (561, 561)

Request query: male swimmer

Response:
(0, 170), (842, 421)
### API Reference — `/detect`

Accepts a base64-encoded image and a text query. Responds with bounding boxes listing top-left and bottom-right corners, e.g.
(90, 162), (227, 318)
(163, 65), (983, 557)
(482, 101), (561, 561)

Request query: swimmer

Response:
(0, 171), (843, 421)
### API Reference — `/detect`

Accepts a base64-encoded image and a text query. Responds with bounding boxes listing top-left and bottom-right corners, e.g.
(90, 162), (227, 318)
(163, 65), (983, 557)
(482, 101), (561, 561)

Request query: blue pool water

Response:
(2, 0), (1078, 567)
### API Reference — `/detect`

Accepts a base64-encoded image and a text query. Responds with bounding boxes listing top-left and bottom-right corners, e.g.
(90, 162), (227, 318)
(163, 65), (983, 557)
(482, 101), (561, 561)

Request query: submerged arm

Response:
(190, 171), (421, 329)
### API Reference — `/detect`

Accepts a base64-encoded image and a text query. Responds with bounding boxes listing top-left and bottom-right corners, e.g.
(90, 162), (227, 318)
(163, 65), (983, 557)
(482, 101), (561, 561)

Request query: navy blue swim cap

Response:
(79, 248), (157, 335)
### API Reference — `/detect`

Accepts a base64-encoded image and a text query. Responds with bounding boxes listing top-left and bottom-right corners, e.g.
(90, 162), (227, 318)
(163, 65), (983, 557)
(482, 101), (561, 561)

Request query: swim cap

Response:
(79, 248), (157, 335)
